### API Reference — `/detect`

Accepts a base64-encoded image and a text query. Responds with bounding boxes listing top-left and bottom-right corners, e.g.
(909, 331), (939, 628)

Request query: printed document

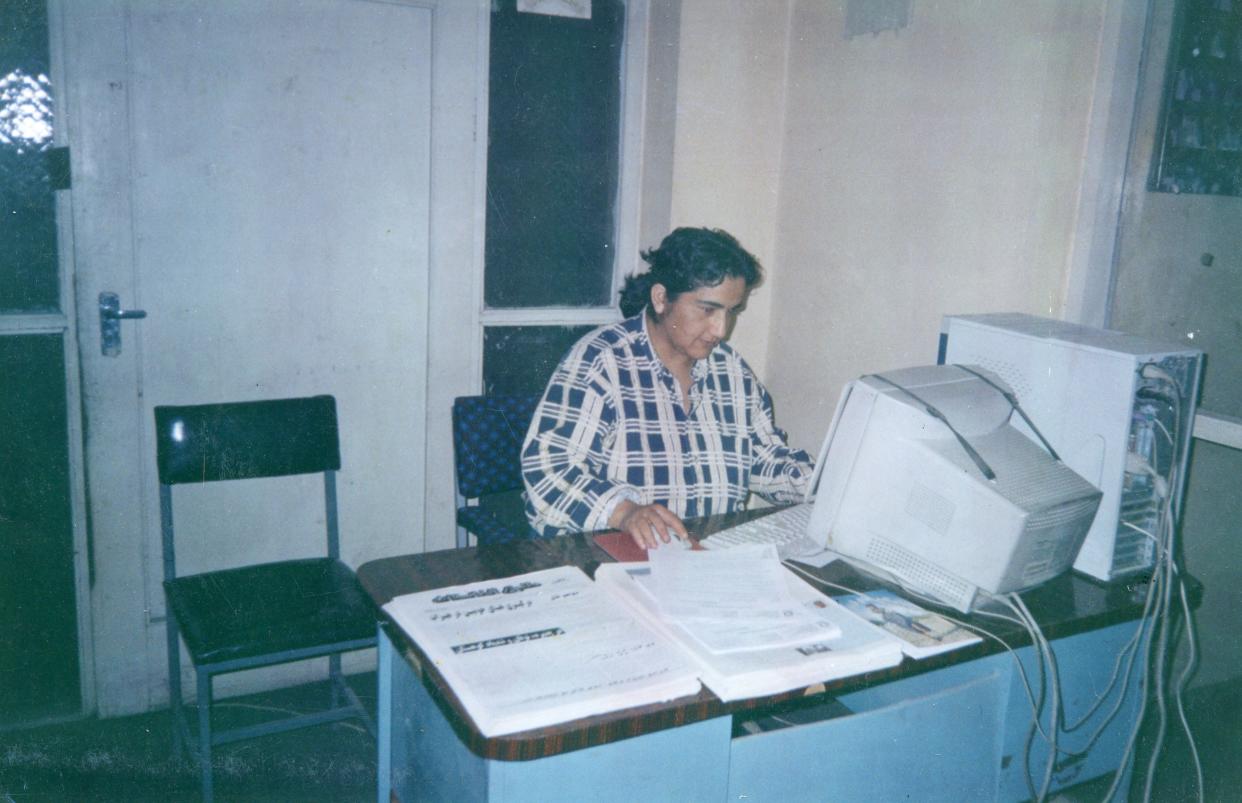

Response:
(647, 544), (841, 653)
(596, 562), (904, 701)
(383, 566), (701, 737)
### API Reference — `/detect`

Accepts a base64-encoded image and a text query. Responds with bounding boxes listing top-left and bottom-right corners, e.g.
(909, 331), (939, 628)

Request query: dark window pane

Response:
(1149, 0), (1242, 197)
(0, 0), (59, 312)
(0, 334), (80, 723)
(484, 0), (624, 309)
(483, 324), (596, 397)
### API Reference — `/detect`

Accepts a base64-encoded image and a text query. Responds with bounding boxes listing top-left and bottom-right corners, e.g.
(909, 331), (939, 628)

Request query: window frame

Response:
(473, 0), (651, 361)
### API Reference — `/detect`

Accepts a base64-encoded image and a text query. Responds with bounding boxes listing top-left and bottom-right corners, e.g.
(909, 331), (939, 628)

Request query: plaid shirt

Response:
(522, 313), (813, 536)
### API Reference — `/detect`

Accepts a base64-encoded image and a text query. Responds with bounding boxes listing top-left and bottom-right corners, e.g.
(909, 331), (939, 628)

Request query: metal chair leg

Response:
(330, 653), (342, 708)
(167, 615), (185, 760)
(197, 670), (214, 803)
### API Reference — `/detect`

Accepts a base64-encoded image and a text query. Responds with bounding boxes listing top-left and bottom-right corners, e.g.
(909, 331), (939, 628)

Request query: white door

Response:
(63, 0), (446, 716)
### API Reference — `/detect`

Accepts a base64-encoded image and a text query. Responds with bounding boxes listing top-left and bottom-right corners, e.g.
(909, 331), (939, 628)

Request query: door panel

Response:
(66, 0), (434, 714)
(0, 334), (79, 723)
(0, 0), (83, 726)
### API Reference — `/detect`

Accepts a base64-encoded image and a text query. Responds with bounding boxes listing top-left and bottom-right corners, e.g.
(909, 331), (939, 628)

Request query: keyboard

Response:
(699, 503), (823, 559)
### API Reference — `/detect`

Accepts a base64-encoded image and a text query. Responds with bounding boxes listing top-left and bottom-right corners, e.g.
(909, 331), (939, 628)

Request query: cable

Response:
(1174, 572), (1205, 800)
(1102, 585), (1159, 803)
(1103, 360), (1202, 803)
(1058, 576), (1154, 746)
(999, 593), (1056, 802)
(1004, 596), (1045, 802)
(1104, 509), (1176, 802)
(1142, 511), (1174, 802)
(1136, 366), (1202, 803)
(1106, 503), (1166, 802)
(901, 371), (1192, 800)
(1017, 593), (1066, 802)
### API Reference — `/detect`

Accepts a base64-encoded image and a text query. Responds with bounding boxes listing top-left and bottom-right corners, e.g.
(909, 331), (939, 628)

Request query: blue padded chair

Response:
(451, 394), (542, 547)
(155, 396), (376, 802)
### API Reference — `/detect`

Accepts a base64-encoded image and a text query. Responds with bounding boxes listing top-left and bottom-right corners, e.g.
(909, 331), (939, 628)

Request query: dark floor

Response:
(0, 674), (378, 802)
(1, 673), (1239, 802)
(1058, 676), (1242, 802)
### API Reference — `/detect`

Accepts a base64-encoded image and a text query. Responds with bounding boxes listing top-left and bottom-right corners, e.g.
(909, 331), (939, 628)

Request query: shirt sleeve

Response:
(522, 348), (640, 536)
(746, 373), (815, 504)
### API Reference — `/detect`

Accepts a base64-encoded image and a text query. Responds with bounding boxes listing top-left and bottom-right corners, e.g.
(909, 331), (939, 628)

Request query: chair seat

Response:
(164, 557), (375, 666)
(456, 492), (537, 545)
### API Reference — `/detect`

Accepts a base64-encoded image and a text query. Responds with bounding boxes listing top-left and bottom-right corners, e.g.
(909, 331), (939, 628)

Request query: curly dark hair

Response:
(618, 227), (763, 317)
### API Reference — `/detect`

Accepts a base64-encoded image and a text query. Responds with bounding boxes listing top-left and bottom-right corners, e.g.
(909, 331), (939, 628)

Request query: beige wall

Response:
(668, 0), (794, 381)
(768, 0), (1107, 449)
(671, 1), (1108, 449)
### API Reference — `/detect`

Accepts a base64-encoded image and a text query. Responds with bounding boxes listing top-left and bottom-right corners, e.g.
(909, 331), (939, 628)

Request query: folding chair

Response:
(451, 394), (542, 547)
(155, 395), (376, 801)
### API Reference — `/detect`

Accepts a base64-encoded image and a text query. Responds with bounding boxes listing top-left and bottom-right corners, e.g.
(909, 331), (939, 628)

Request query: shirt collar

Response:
(633, 311), (712, 385)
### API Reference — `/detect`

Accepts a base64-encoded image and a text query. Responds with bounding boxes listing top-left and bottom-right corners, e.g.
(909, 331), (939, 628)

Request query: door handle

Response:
(99, 291), (147, 356)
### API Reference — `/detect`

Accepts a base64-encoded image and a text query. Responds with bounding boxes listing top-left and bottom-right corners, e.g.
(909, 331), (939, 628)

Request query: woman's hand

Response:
(610, 500), (688, 550)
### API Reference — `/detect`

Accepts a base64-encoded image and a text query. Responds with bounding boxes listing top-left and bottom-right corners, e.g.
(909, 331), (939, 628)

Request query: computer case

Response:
(939, 313), (1202, 582)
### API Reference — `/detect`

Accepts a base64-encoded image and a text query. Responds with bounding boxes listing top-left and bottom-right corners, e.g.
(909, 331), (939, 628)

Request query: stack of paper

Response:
(595, 561), (904, 702)
(382, 566), (702, 737)
(646, 544), (841, 653)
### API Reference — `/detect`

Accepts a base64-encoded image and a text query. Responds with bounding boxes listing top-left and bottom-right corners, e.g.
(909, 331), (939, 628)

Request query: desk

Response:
(359, 512), (1156, 802)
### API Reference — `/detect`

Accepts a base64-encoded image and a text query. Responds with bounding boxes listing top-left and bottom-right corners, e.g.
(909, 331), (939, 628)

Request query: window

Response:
(0, 0), (59, 312)
(481, 0), (647, 394)
(1150, 0), (1242, 196)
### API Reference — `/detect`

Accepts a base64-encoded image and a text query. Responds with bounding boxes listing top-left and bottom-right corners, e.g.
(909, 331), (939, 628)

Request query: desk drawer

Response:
(386, 632), (732, 803)
(729, 661), (1007, 803)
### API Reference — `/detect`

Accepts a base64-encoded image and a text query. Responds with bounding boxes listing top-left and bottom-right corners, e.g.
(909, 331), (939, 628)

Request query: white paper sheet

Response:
(647, 544), (840, 653)
(595, 562), (904, 701)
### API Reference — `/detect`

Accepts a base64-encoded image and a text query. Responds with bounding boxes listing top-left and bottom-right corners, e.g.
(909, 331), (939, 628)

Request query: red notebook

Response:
(592, 531), (702, 563)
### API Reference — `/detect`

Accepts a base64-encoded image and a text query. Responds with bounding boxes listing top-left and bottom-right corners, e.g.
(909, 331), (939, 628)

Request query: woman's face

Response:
(649, 276), (749, 366)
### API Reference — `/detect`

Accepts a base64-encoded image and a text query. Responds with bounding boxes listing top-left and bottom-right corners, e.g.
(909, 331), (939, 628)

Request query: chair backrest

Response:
(154, 395), (341, 580)
(155, 396), (340, 485)
(451, 394), (541, 499)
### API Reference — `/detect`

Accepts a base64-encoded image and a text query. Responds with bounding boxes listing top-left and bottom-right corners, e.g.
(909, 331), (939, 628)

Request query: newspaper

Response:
(383, 565), (701, 737)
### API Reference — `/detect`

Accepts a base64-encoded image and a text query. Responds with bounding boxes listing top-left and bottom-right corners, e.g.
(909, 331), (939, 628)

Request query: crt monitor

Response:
(804, 364), (1102, 612)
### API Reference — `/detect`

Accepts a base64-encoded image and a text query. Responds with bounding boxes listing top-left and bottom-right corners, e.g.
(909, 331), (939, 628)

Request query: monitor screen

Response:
(804, 364), (1102, 612)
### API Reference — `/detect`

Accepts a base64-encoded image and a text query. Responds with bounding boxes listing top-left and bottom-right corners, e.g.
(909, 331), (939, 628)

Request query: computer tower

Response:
(939, 313), (1202, 582)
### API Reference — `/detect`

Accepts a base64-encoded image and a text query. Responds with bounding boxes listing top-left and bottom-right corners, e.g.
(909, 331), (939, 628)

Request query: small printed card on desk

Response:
(837, 589), (981, 659)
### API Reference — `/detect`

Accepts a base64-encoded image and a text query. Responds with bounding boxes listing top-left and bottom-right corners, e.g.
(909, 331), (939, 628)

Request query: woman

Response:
(521, 227), (813, 549)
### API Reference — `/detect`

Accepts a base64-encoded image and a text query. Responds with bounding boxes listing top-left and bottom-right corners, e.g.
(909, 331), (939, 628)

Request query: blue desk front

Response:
(359, 532), (1150, 803)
